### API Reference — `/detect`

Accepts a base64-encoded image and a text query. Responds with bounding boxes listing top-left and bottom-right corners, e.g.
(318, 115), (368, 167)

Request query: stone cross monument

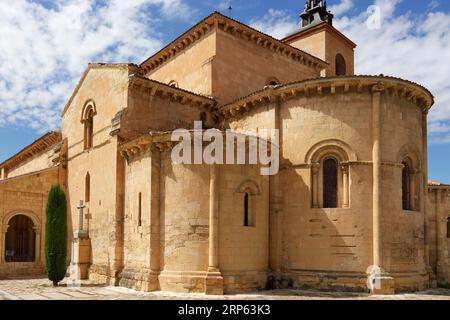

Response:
(74, 199), (88, 239)
(70, 199), (91, 282)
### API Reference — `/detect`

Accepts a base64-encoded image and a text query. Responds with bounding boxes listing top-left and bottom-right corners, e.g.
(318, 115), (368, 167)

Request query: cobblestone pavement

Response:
(1, 277), (450, 300)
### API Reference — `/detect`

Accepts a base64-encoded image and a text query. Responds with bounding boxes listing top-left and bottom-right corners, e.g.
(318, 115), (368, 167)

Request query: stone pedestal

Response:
(70, 232), (91, 281)
(370, 274), (395, 295)
(205, 269), (224, 295)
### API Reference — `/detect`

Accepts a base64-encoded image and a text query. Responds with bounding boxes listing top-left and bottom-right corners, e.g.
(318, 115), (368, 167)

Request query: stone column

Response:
(422, 111), (435, 285)
(205, 164), (223, 295)
(269, 173), (282, 287)
(0, 225), (5, 264)
(435, 190), (449, 283)
(312, 163), (320, 208)
(34, 227), (41, 263)
(112, 146), (125, 284)
(342, 163), (350, 208)
(372, 84), (382, 270)
(149, 146), (161, 291)
(370, 83), (394, 294)
(269, 97), (283, 287)
(409, 169), (416, 211)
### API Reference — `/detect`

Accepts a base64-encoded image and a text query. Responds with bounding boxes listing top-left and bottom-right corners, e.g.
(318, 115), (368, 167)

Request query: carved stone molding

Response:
(140, 12), (326, 75)
(219, 76), (434, 120)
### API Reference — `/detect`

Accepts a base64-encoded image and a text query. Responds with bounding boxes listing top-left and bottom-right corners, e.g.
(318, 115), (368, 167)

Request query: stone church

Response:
(1, 1), (449, 294)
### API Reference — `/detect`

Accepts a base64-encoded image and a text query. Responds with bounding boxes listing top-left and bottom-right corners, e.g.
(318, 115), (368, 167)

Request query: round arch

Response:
(236, 179), (261, 195)
(3, 210), (41, 230)
(397, 144), (422, 169)
(265, 77), (281, 87)
(3, 212), (39, 263)
(80, 99), (97, 123)
(168, 80), (179, 88)
(305, 139), (357, 164)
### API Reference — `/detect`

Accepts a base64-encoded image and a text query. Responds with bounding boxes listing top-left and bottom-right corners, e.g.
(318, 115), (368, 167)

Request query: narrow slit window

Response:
(402, 162), (410, 210)
(447, 217), (450, 239)
(85, 172), (90, 203)
(138, 192), (142, 227)
(335, 54), (347, 76)
(244, 192), (249, 227)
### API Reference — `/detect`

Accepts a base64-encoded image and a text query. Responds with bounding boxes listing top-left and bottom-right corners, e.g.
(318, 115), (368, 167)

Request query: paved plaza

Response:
(1, 277), (450, 300)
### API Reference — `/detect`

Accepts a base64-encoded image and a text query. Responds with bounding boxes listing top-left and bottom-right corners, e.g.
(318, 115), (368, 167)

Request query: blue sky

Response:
(0, 0), (449, 182)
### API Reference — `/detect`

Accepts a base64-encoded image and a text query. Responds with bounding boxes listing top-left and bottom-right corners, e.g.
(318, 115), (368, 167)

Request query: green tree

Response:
(45, 185), (68, 286)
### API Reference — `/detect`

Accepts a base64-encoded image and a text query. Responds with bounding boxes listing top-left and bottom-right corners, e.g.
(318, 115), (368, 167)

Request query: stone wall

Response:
(158, 154), (211, 292)
(218, 164), (270, 293)
(285, 25), (355, 77)
(146, 31), (216, 97)
(6, 147), (56, 179)
(121, 149), (153, 290)
(223, 77), (431, 292)
(427, 187), (450, 286)
(121, 84), (215, 139)
(62, 65), (130, 285)
(213, 29), (320, 105)
(0, 167), (59, 278)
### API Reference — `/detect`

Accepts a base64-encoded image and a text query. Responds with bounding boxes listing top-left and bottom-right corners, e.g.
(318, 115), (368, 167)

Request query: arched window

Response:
(265, 77), (280, 87)
(402, 161), (411, 210)
(323, 158), (338, 208)
(81, 100), (96, 150)
(5, 215), (35, 262)
(85, 172), (91, 203)
(236, 180), (260, 227)
(84, 109), (94, 150)
(307, 140), (355, 209)
(168, 80), (178, 88)
(335, 54), (346, 76)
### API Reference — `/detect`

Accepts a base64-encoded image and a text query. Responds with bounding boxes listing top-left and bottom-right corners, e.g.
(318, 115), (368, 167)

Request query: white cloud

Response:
(329, 0), (354, 16)
(333, 1), (450, 144)
(0, 0), (193, 132)
(249, 9), (298, 40)
(250, 0), (450, 144)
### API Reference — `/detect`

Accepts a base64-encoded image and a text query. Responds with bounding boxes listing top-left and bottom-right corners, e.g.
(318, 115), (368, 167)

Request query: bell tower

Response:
(283, 0), (356, 77)
(300, 0), (334, 30)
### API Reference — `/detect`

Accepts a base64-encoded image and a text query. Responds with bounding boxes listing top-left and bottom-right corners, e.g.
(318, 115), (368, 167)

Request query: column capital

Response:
(341, 163), (349, 173)
(1, 224), (9, 234)
(311, 162), (320, 173)
(33, 226), (42, 236)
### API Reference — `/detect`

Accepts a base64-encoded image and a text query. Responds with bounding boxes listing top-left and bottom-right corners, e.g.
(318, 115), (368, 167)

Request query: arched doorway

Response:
(5, 215), (36, 262)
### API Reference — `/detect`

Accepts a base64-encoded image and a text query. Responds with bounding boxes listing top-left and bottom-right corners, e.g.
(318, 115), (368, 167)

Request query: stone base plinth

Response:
(119, 268), (160, 292)
(205, 270), (224, 295)
(282, 270), (369, 292)
(158, 271), (207, 292)
(70, 237), (91, 281)
(222, 270), (268, 293)
(371, 275), (395, 295)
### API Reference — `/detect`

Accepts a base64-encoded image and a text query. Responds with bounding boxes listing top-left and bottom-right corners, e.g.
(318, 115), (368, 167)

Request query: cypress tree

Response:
(45, 185), (68, 286)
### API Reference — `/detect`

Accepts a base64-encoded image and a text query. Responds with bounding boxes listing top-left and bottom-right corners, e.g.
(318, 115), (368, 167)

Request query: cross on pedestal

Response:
(77, 200), (85, 232)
